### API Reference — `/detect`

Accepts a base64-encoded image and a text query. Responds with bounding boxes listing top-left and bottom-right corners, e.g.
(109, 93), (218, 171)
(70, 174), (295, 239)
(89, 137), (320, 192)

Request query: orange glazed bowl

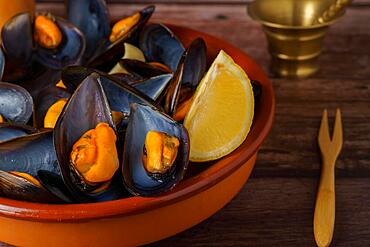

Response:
(0, 24), (275, 246)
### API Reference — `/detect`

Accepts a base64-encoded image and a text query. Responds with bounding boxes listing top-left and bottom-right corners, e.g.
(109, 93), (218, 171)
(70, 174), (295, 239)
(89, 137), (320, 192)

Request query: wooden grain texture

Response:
(1, 2), (370, 247)
(36, 0), (370, 6)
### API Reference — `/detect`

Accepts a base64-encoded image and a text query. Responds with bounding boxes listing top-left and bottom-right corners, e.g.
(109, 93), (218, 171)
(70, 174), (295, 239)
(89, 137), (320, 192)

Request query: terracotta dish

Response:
(0, 24), (275, 246)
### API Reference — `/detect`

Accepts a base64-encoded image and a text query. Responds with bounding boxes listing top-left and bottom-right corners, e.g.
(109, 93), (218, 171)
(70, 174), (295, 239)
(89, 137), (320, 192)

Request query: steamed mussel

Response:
(0, 1), (261, 204)
(1, 12), (85, 82)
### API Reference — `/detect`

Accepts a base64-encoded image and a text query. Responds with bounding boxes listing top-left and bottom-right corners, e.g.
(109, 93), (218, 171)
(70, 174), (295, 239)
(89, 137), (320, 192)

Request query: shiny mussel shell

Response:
(0, 123), (38, 142)
(61, 66), (171, 115)
(122, 103), (190, 196)
(1, 12), (85, 78)
(0, 130), (59, 176)
(66, 0), (110, 60)
(87, 6), (155, 71)
(35, 16), (86, 70)
(1, 12), (34, 82)
(139, 23), (185, 72)
(54, 73), (123, 202)
(162, 38), (207, 117)
(0, 170), (62, 203)
(0, 82), (33, 124)
(119, 59), (171, 79)
(0, 48), (5, 80)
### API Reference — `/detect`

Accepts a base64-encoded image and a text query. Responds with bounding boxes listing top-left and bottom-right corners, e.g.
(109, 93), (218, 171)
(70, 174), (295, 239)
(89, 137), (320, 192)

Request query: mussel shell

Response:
(139, 23), (185, 72)
(37, 170), (75, 203)
(66, 0), (110, 60)
(54, 73), (123, 202)
(19, 69), (61, 99)
(163, 54), (185, 116)
(0, 123), (38, 142)
(61, 66), (138, 92)
(61, 66), (165, 114)
(122, 103), (190, 196)
(251, 80), (262, 103)
(0, 170), (62, 203)
(162, 38), (207, 116)
(34, 86), (71, 128)
(0, 48), (5, 80)
(35, 16), (86, 70)
(119, 59), (170, 79)
(182, 38), (207, 89)
(87, 5), (155, 71)
(0, 82), (33, 124)
(0, 130), (60, 177)
(1, 12), (33, 65)
(99, 73), (170, 115)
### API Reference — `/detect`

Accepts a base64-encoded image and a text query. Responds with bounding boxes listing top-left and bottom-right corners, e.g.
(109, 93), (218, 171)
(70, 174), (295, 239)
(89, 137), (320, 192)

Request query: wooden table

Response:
(3, 1), (370, 246)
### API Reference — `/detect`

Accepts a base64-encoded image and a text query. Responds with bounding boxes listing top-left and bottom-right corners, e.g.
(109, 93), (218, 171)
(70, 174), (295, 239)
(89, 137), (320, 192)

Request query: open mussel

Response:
(1, 12), (85, 82)
(34, 86), (71, 128)
(66, 0), (110, 60)
(86, 6), (155, 71)
(53, 74), (124, 202)
(139, 23), (185, 72)
(35, 15), (85, 69)
(122, 103), (189, 196)
(161, 38), (207, 120)
(0, 123), (38, 142)
(0, 82), (33, 124)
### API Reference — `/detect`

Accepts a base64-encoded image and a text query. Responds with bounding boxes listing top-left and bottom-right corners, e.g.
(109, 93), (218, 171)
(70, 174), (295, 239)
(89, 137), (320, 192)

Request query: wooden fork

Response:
(314, 109), (343, 247)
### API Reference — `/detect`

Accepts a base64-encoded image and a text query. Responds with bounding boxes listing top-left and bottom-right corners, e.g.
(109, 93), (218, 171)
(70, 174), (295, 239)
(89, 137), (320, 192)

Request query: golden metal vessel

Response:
(248, 0), (347, 78)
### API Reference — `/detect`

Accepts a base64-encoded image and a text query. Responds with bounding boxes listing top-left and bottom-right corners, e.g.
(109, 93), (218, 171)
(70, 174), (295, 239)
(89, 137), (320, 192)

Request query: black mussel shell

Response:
(99, 74), (170, 115)
(33, 86), (71, 128)
(162, 38), (207, 116)
(61, 66), (138, 92)
(110, 73), (142, 85)
(139, 23), (185, 72)
(35, 16), (86, 70)
(66, 0), (110, 60)
(119, 59), (171, 79)
(122, 103), (190, 196)
(54, 73), (124, 202)
(1, 12), (36, 82)
(19, 68), (61, 99)
(0, 130), (60, 177)
(37, 170), (75, 203)
(163, 54), (185, 116)
(0, 82), (33, 124)
(0, 123), (38, 142)
(182, 38), (207, 89)
(0, 48), (5, 80)
(0, 170), (63, 203)
(61, 66), (166, 114)
(251, 80), (262, 103)
(87, 6), (155, 71)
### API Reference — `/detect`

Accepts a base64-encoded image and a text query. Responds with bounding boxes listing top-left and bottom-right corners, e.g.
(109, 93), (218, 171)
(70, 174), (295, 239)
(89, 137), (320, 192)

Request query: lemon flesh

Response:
(183, 50), (254, 162)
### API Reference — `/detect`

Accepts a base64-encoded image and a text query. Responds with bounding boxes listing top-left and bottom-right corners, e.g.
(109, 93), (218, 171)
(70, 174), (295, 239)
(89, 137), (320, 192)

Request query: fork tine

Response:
(318, 109), (331, 149)
(332, 108), (343, 155)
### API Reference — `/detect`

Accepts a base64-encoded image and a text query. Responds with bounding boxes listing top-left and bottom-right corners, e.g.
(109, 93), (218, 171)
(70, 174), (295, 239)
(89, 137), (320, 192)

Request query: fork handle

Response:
(314, 157), (336, 247)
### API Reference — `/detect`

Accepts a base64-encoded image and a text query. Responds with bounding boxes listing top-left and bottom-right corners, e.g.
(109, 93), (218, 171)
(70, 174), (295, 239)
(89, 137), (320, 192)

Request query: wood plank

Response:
(255, 78), (370, 177)
(36, 0), (370, 7)
(148, 177), (370, 246)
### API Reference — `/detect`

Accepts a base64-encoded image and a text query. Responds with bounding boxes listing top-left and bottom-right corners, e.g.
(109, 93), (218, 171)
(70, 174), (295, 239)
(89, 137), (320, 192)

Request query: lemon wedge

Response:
(183, 50), (254, 162)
